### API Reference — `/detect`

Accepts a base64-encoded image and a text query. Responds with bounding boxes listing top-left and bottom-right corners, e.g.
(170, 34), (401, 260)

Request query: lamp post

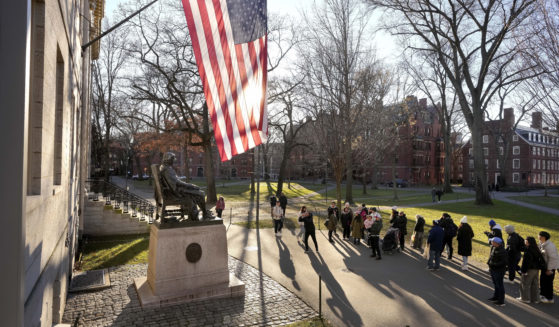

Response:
(125, 136), (134, 191)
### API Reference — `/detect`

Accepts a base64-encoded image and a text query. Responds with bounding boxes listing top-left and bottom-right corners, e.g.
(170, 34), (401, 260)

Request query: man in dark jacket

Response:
(439, 213), (457, 259)
(488, 237), (508, 306)
(427, 220), (445, 270)
(369, 216), (383, 260)
(278, 193), (288, 216)
(391, 211), (408, 251)
(326, 201), (340, 242)
(504, 225), (523, 283)
(299, 207), (318, 253)
(270, 195), (277, 218)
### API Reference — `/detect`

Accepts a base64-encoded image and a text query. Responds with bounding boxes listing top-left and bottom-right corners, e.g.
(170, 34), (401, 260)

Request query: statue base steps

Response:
(134, 222), (244, 308)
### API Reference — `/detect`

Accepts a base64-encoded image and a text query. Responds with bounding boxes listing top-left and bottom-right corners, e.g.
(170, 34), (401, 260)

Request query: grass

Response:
(79, 234), (149, 271)
(217, 182), (323, 202)
(285, 317), (334, 327)
(508, 196), (559, 211)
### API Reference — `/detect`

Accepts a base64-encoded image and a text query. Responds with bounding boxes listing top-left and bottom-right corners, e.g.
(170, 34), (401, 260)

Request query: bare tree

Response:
(91, 18), (129, 181)
(370, 0), (543, 204)
(300, 0), (374, 205)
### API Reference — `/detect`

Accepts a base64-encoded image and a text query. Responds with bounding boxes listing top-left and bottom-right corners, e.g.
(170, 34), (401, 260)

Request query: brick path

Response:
(63, 257), (316, 327)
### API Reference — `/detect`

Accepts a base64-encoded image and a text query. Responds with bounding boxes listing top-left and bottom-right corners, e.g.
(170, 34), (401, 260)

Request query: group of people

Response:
(293, 202), (558, 308)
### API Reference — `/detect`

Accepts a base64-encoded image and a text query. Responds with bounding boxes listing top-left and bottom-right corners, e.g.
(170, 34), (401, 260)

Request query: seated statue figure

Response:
(159, 152), (210, 221)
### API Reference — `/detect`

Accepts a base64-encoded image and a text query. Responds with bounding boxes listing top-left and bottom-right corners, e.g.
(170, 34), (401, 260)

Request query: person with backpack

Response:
(340, 206), (352, 241)
(351, 212), (364, 245)
(439, 213), (457, 259)
(427, 220), (445, 271)
(412, 214), (425, 250)
(487, 237), (508, 307)
(278, 192), (288, 216)
(504, 225), (523, 284)
(391, 211), (408, 251)
(368, 215), (383, 260)
(457, 216), (474, 271)
(326, 201), (339, 243)
(517, 236), (546, 303)
(272, 201), (284, 236)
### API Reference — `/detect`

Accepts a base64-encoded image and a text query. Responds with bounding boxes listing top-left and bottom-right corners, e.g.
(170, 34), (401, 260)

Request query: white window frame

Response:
(513, 146), (520, 155)
(468, 148), (473, 156)
(513, 135), (519, 142)
(499, 147), (504, 155)
(469, 159), (474, 168)
(496, 160), (500, 169)
(483, 147), (489, 156)
(513, 159), (520, 169)
(513, 172), (520, 183)
(483, 135), (489, 143)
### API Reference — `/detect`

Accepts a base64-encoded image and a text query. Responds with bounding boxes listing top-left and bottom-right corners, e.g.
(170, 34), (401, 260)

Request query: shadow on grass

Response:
(81, 235), (149, 271)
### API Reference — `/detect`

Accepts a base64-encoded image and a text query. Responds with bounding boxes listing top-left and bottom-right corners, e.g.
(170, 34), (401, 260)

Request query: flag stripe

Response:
(181, 0), (267, 161)
(182, 0), (230, 160)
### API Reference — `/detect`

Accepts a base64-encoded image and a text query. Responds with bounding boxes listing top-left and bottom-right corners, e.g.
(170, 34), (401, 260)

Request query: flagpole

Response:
(82, 0), (159, 51)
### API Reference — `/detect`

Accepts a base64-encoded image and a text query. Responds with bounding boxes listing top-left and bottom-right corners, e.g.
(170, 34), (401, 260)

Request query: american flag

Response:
(181, 0), (268, 161)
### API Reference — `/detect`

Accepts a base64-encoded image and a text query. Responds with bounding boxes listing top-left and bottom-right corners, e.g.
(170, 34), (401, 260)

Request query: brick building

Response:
(462, 110), (559, 188)
(376, 96), (445, 186)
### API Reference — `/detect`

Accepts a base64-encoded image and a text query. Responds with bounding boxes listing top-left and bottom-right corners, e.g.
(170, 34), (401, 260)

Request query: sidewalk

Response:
(226, 224), (559, 327)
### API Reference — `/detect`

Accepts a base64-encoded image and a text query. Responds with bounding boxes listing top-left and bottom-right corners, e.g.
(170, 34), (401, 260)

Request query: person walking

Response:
(368, 215), (383, 260)
(427, 220), (445, 271)
(517, 236), (546, 303)
(504, 225), (524, 284)
(457, 216), (474, 271)
(539, 231), (559, 304)
(296, 206), (306, 240)
(279, 192), (288, 217)
(391, 210), (408, 251)
(436, 189), (443, 202)
(439, 213), (457, 259)
(487, 237), (507, 306)
(215, 196), (225, 218)
(270, 195), (277, 218)
(412, 214), (425, 250)
(272, 202), (283, 236)
(340, 206), (352, 241)
(485, 219), (503, 240)
(326, 201), (339, 243)
(299, 206), (318, 253)
(351, 212), (364, 245)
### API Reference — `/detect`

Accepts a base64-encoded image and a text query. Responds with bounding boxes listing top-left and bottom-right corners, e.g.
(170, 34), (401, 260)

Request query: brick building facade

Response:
(462, 110), (559, 188)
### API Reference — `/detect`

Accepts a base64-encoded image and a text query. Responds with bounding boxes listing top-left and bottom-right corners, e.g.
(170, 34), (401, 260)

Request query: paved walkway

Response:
(62, 257), (316, 326)
(226, 224), (559, 327)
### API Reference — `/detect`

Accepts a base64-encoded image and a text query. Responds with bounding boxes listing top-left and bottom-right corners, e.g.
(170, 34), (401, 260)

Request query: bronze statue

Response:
(159, 152), (211, 221)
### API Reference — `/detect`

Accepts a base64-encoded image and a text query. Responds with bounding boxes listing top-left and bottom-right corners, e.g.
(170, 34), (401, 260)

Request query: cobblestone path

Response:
(63, 257), (316, 327)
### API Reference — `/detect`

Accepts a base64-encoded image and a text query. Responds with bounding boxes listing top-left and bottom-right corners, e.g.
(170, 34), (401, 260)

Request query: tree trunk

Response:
(203, 140), (217, 205)
(183, 142), (190, 181)
(442, 125), (453, 193)
(262, 144), (270, 182)
(370, 165), (379, 190)
(103, 132), (110, 182)
(471, 113), (492, 204)
(362, 173), (367, 195)
(276, 145), (291, 196)
(344, 144), (353, 204)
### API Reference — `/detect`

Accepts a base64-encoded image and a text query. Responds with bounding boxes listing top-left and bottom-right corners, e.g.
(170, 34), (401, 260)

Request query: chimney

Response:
(531, 112), (543, 130)
(504, 108), (514, 128)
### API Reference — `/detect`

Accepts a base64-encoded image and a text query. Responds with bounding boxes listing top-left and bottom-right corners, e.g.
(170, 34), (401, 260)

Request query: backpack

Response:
(447, 222), (458, 237)
(536, 252), (547, 270)
(517, 234), (526, 252)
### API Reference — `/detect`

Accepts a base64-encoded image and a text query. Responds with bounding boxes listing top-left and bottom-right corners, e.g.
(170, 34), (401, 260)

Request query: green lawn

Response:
(508, 196), (559, 211)
(79, 234), (149, 271)
(217, 182), (323, 202)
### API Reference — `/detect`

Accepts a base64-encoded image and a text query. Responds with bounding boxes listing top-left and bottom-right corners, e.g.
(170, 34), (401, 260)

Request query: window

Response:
(513, 146), (520, 155)
(513, 159), (520, 169)
(483, 135), (489, 143)
(496, 160), (500, 169)
(483, 148), (489, 156)
(538, 160), (541, 169)
(533, 159), (537, 169)
(468, 148), (473, 156)
(537, 147), (541, 156)
(469, 159), (474, 168)
(459, 165), (463, 172)
(513, 135), (519, 142)
(27, 0), (46, 195)
(513, 173), (520, 183)
(533, 147), (536, 155)
(53, 48), (64, 185)
(498, 136), (504, 143)
(484, 159), (489, 169)
(499, 147), (504, 155)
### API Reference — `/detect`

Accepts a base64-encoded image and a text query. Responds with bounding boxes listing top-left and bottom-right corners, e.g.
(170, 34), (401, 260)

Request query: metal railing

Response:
(86, 179), (155, 224)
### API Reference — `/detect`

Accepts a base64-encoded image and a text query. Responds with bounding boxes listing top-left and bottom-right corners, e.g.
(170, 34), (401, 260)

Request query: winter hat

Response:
(391, 206), (398, 211)
(492, 223), (502, 230)
(489, 219), (496, 227)
(489, 237), (503, 244)
(504, 225), (515, 234)
(460, 216), (468, 224)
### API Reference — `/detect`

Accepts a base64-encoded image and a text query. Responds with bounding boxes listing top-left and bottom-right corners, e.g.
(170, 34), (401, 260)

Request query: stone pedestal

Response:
(134, 221), (244, 308)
